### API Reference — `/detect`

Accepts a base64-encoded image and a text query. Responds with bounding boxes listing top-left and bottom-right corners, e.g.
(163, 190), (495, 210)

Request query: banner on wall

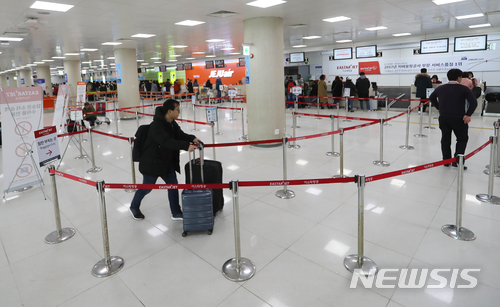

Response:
(52, 84), (68, 131)
(185, 61), (246, 85)
(115, 63), (122, 83)
(0, 87), (43, 193)
(76, 81), (86, 104)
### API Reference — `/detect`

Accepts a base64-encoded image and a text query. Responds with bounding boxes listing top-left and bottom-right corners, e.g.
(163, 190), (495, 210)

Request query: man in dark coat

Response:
(129, 99), (202, 221)
(356, 72), (371, 111)
(415, 68), (432, 113)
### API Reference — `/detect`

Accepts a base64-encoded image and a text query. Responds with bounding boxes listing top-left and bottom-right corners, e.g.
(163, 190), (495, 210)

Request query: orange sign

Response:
(359, 61), (381, 75)
(185, 62), (245, 85)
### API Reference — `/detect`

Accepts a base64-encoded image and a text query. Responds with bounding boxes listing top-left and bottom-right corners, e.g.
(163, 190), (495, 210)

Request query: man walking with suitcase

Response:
(129, 99), (202, 221)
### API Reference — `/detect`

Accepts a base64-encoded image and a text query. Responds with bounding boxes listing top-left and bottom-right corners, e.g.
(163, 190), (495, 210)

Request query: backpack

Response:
(287, 81), (295, 93)
(471, 80), (481, 98)
(132, 124), (151, 162)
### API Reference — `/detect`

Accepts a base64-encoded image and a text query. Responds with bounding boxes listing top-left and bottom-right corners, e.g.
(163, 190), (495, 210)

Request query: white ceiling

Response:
(0, 0), (499, 73)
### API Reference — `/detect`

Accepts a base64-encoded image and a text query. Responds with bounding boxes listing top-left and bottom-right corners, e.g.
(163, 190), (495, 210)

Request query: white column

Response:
(114, 48), (140, 117)
(6, 73), (16, 88)
(0, 74), (7, 87)
(244, 17), (285, 141)
(20, 69), (33, 87)
(63, 60), (81, 97)
(37, 65), (53, 96)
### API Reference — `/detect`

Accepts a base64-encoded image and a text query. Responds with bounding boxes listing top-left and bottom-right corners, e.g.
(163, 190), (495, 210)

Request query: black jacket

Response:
(414, 73), (432, 98)
(139, 107), (196, 177)
(429, 83), (477, 118)
(331, 79), (343, 97)
(310, 82), (318, 96)
(187, 81), (193, 93)
(356, 77), (370, 98)
(344, 80), (356, 97)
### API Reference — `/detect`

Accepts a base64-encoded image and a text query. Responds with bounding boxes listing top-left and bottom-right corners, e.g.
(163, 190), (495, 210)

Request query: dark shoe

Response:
(171, 212), (183, 221)
(451, 162), (467, 170)
(444, 164), (451, 167)
(129, 208), (145, 220)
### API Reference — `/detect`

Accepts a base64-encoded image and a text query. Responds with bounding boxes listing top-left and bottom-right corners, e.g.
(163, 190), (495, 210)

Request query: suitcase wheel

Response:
(182, 231), (187, 237)
(208, 230), (213, 235)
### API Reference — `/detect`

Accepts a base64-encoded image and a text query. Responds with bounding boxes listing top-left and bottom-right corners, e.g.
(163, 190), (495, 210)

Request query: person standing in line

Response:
(331, 75), (343, 109)
(414, 68), (432, 114)
(129, 99), (202, 220)
(285, 76), (296, 109)
(318, 75), (328, 109)
(215, 77), (223, 103)
(429, 69), (477, 170)
(151, 80), (158, 100)
(187, 79), (194, 94)
(344, 77), (356, 112)
(460, 72), (473, 90)
(356, 72), (370, 111)
(174, 80), (181, 94)
(296, 74), (305, 98)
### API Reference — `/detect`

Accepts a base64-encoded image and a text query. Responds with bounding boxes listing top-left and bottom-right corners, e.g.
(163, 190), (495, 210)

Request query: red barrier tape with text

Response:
(343, 120), (382, 132)
(103, 183), (229, 190)
(465, 139), (492, 160)
(90, 129), (131, 141)
(366, 158), (456, 182)
(50, 169), (96, 187)
(289, 130), (340, 142)
(204, 138), (282, 148)
(57, 130), (87, 138)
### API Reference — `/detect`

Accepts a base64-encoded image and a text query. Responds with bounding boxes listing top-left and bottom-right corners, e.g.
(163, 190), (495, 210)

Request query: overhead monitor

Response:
(333, 48), (352, 60)
(184, 63), (193, 70)
(454, 35), (487, 52)
(356, 45), (377, 58)
(420, 38), (449, 54)
(289, 52), (305, 63)
(238, 58), (245, 67)
(205, 60), (214, 69)
(154, 66), (160, 72)
(176, 64), (184, 71)
(215, 59), (225, 68)
(137, 68), (142, 73)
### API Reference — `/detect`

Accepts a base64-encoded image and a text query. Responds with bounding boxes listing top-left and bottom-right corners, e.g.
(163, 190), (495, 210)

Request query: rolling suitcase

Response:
(181, 148), (214, 237)
(184, 147), (224, 215)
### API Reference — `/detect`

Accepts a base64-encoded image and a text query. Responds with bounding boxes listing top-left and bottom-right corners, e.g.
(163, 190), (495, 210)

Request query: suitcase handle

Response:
(188, 144), (204, 184)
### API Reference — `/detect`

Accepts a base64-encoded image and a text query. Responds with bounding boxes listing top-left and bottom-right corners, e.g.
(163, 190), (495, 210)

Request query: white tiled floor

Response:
(1, 101), (500, 306)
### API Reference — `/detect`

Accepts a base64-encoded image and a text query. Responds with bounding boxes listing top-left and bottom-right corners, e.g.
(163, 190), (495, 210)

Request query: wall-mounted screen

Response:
(289, 52), (305, 63)
(420, 38), (449, 54)
(159, 65), (166, 72)
(205, 61), (214, 69)
(454, 35), (487, 52)
(356, 45), (377, 58)
(175, 64), (184, 71)
(154, 67), (160, 72)
(184, 63), (193, 70)
(137, 68), (142, 73)
(238, 58), (245, 67)
(333, 48), (352, 60)
(97, 72), (102, 76)
(215, 60), (225, 68)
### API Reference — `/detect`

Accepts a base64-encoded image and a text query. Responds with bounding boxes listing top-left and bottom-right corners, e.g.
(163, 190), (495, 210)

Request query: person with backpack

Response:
(286, 76), (296, 109)
(344, 78), (356, 112)
(356, 72), (371, 111)
(331, 75), (343, 108)
(129, 99), (202, 221)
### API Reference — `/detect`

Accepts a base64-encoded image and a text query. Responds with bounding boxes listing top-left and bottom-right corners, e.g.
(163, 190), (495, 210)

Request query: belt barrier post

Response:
(92, 180), (125, 277)
(86, 129), (102, 173)
(333, 128), (346, 178)
(316, 96), (320, 117)
(373, 119), (390, 167)
(192, 104), (199, 131)
(384, 98), (391, 126)
(135, 111), (140, 129)
(113, 100), (122, 136)
(344, 175), (378, 276)
(239, 108), (248, 140)
(414, 102), (427, 138)
(289, 112), (300, 149)
(141, 98), (144, 113)
(211, 122), (217, 160)
(222, 180), (256, 281)
(484, 120), (500, 176)
(477, 136), (500, 204)
(75, 124), (88, 159)
(294, 95), (298, 114)
(343, 99), (351, 122)
(275, 137), (295, 199)
(400, 107), (415, 150)
(125, 137), (137, 193)
(216, 106), (223, 135)
(44, 165), (76, 244)
(326, 114), (339, 157)
(344, 97), (349, 116)
(442, 155), (476, 241)
(230, 97), (235, 120)
(424, 102), (436, 130)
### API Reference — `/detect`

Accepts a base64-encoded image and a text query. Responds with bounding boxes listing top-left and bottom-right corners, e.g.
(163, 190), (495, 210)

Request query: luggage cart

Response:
(93, 101), (111, 125)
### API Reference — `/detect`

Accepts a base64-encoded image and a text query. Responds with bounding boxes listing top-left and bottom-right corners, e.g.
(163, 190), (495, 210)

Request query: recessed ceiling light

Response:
(302, 36), (321, 39)
(206, 39), (225, 43)
(469, 23), (491, 28)
(432, 0), (465, 5)
(93, 59), (104, 62)
(80, 48), (98, 52)
(154, 61), (162, 64)
(170, 55), (181, 57)
(172, 45), (188, 48)
(292, 45), (306, 48)
(221, 47), (235, 50)
(131, 34), (156, 38)
(137, 60), (144, 62)
(81, 61), (91, 64)
(64, 53), (79, 56)
(229, 52), (241, 55)
(365, 26), (387, 31)
(192, 52), (205, 54)
(186, 57), (195, 60)
(168, 60), (178, 62)
(50, 67), (57, 70)
(206, 55), (216, 58)
(30, 1), (74, 12)
(56, 66), (64, 68)
(246, 0), (286, 8)
(0, 37), (23, 41)
(336, 40), (352, 43)
(52, 56), (66, 59)
(392, 33), (411, 37)
(42, 59), (54, 62)
(34, 62), (45, 64)
(455, 13), (484, 19)
(101, 42), (122, 45)
(107, 57), (115, 60)
(26, 64), (37, 66)
(150, 57), (161, 60)
(175, 20), (205, 26)
(323, 16), (351, 23)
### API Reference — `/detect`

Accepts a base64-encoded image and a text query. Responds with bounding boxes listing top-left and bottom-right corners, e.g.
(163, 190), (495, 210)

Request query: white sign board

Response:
(290, 53), (305, 63)
(52, 84), (68, 131)
(34, 126), (61, 167)
(344, 88), (351, 97)
(334, 48), (352, 60)
(192, 94), (196, 105)
(454, 35), (487, 52)
(76, 81), (86, 104)
(420, 39), (449, 54)
(70, 109), (83, 121)
(228, 89), (237, 97)
(292, 86), (302, 95)
(206, 107), (217, 122)
(0, 87), (43, 193)
(356, 46), (377, 58)
(243, 45), (250, 56)
(426, 88), (435, 99)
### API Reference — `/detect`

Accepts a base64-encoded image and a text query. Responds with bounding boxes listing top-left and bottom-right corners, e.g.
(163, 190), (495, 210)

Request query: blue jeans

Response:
(130, 169), (181, 215)
(359, 99), (370, 110)
(287, 93), (295, 108)
(348, 99), (353, 110)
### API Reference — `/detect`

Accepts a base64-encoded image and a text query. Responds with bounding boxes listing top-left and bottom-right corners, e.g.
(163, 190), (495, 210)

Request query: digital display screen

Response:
(289, 52), (305, 63)
(215, 60), (225, 68)
(333, 48), (352, 60)
(420, 38), (449, 54)
(454, 35), (487, 52)
(205, 61), (214, 69)
(356, 45), (377, 58)
(160, 66), (166, 72)
(176, 64), (184, 71)
(239, 58), (245, 66)
(184, 63), (193, 70)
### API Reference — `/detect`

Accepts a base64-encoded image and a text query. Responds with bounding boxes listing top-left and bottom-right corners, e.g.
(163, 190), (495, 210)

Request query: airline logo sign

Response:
(359, 61), (381, 74)
(209, 69), (235, 78)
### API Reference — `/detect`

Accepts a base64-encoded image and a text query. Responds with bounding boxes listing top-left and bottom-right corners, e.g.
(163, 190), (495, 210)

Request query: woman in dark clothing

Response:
(205, 79), (212, 89)
(331, 76), (343, 108)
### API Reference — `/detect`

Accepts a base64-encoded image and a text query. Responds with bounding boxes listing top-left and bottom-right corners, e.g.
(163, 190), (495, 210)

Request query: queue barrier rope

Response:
(90, 129), (131, 141)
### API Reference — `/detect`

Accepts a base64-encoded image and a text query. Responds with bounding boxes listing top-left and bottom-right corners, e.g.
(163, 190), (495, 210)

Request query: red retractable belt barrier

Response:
(334, 115), (380, 122)
(204, 138), (282, 148)
(289, 130), (340, 142)
(57, 130), (87, 138)
(49, 169), (97, 187)
(366, 158), (456, 182)
(238, 177), (355, 187)
(294, 112), (330, 118)
(343, 120), (381, 132)
(103, 183), (229, 190)
(90, 129), (131, 141)
(466, 139), (492, 160)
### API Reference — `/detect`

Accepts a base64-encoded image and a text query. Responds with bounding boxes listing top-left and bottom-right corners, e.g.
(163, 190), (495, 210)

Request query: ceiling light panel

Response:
(455, 13), (484, 19)
(80, 48), (98, 51)
(302, 36), (321, 39)
(366, 26), (387, 31)
(292, 45), (306, 47)
(432, 0), (465, 5)
(206, 39), (225, 43)
(323, 16), (351, 23)
(172, 45), (188, 48)
(393, 33), (411, 36)
(469, 23), (491, 28)
(101, 42), (122, 45)
(64, 53), (79, 55)
(0, 37), (23, 41)
(246, 0), (286, 8)
(175, 20), (205, 26)
(30, 1), (74, 12)
(131, 34), (156, 38)
(336, 40), (352, 43)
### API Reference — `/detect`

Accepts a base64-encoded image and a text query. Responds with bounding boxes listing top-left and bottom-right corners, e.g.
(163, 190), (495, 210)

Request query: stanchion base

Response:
(215, 132), (223, 135)
(326, 152), (340, 157)
(82, 139), (88, 142)
(291, 125), (301, 128)
(228, 118), (237, 121)
(373, 160), (391, 167)
(86, 167), (102, 173)
(383, 123), (391, 127)
(92, 256), (125, 278)
(125, 189), (137, 193)
(75, 155), (89, 159)
(441, 224), (476, 241)
(344, 254), (378, 276)
(115, 133), (123, 136)
(333, 175), (347, 178)
(399, 145), (415, 150)
(222, 257), (256, 282)
(343, 119), (352, 122)
(476, 194), (500, 205)
(239, 135), (248, 141)
(483, 169), (500, 177)
(424, 126), (436, 130)
(414, 134), (427, 138)
(314, 117), (322, 120)
(275, 189), (295, 199)
(45, 227), (76, 244)
(288, 145), (301, 149)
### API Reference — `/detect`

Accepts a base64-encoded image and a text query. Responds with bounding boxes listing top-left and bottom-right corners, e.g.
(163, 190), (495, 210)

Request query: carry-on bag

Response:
(181, 146), (214, 237)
